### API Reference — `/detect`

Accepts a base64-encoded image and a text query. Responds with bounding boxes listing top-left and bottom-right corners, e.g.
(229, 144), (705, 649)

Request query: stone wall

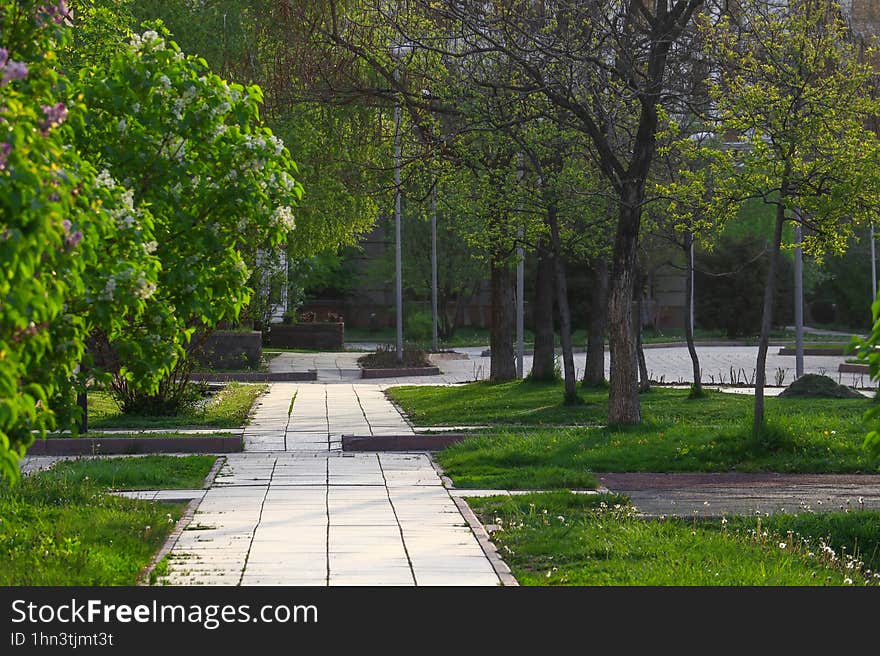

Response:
(263, 323), (345, 350)
(194, 331), (262, 370)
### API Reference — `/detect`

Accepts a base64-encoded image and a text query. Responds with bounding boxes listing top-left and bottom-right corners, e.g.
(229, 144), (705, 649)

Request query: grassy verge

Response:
(40, 456), (217, 490)
(0, 473), (184, 585)
(89, 383), (266, 429)
(468, 492), (880, 585)
(388, 382), (878, 487)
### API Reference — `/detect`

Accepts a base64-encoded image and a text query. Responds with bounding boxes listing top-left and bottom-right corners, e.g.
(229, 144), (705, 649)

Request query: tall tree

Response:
(673, 0), (880, 433)
(399, 0), (708, 423)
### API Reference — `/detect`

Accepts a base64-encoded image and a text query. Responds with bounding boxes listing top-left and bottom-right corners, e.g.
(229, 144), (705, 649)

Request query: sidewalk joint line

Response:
(324, 385), (331, 451)
(325, 456), (330, 586)
(376, 453), (417, 586)
(238, 457), (276, 586)
(352, 384), (373, 435)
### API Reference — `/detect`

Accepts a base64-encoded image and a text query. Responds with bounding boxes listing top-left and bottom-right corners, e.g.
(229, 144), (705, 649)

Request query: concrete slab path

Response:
(155, 382), (504, 586)
(155, 452), (502, 586)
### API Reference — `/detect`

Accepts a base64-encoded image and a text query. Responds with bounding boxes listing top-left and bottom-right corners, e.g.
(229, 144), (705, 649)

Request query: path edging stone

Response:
(27, 436), (243, 455)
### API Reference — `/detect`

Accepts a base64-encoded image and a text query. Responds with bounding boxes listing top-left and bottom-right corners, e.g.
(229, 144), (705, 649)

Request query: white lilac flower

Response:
(101, 276), (117, 301)
(95, 169), (115, 188)
(143, 240), (158, 254)
(136, 280), (157, 299)
(272, 206), (296, 231)
(269, 135), (284, 155)
(117, 118), (127, 133)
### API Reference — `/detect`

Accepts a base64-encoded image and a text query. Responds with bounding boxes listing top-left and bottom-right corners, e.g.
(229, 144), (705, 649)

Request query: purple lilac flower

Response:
(0, 142), (10, 170)
(1, 60), (28, 86)
(40, 102), (67, 133)
(38, 1), (69, 25)
(66, 231), (83, 248)
(0, 49), (7, 68)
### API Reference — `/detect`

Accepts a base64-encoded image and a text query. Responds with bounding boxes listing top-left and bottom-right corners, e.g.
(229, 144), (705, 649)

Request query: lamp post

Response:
(794, 220), (804, 379)
(390, 44), (412, 363)
(872, 223), (877, 306)
(431, 184), (439, 353)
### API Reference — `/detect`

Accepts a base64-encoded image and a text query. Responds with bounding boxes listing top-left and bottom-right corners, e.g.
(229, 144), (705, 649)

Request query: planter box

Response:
(778, 347), (847, 356)
(263, 322), (344, 350)
(189, 371), (317, 382)
(194, 331), (262, 370)
(27, 435), (243, 455)
(360, 366), (440, 379)
(838, 363), (869, 374)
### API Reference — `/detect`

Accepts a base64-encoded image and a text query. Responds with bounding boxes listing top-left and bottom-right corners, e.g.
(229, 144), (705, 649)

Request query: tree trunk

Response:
(607, 187), (642, 425)
(547, 203), (578, 402)
(490, 256), (517, 381)
(684, 231), (702, 395)
(530, 242), (556, 381)
(753, 205), (787, 435)
(583, 258), (609, 387)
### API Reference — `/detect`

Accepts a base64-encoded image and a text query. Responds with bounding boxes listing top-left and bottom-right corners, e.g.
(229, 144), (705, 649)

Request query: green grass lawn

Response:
(88, 382), (266, 429)
(0, 473), (184, 585)
(388, 381), (879, 488)
(41, 455), (217, 490)
(468, 492), (880, 585)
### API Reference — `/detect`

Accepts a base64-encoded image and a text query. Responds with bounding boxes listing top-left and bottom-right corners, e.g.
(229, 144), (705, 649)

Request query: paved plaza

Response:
(20, 342), (880, 586)
(269, 343), (864, 387)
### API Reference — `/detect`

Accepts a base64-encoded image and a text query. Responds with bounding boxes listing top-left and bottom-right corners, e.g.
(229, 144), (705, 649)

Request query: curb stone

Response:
(452, 496), (518, 587)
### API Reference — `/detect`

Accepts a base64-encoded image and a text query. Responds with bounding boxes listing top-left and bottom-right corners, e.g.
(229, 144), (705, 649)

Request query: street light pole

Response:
(794, 220), (804, 379)
(393, 94), (403, 362)
(689, 235), (695, 332)
(871, 223), (877, 305)
(390, 47), (411, 363)
(431, 185), (439, 353)
(516, 158), (525, 378)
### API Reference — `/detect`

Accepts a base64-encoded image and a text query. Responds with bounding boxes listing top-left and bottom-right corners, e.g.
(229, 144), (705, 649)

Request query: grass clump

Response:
(468, 492), (880, 585)
(0, 473), (184, 585)
(88, 382), (266, 429)
(42, 456), (217, 490)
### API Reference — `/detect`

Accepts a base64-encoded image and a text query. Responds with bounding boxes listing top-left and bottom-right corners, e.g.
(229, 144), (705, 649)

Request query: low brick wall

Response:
(263, 323), (344, 350)
(194, 331), (262, 370)
(778, 347), (847, 356)
(342, 434), (467, 451)
(27, 436), (243, 455)
(189, 371), (317, 382)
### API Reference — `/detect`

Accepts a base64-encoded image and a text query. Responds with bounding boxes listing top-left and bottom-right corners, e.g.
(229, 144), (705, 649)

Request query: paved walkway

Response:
(156, 383), (504, 586)
(269, 344), (866, 387)
(597, 472), (880, 518)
